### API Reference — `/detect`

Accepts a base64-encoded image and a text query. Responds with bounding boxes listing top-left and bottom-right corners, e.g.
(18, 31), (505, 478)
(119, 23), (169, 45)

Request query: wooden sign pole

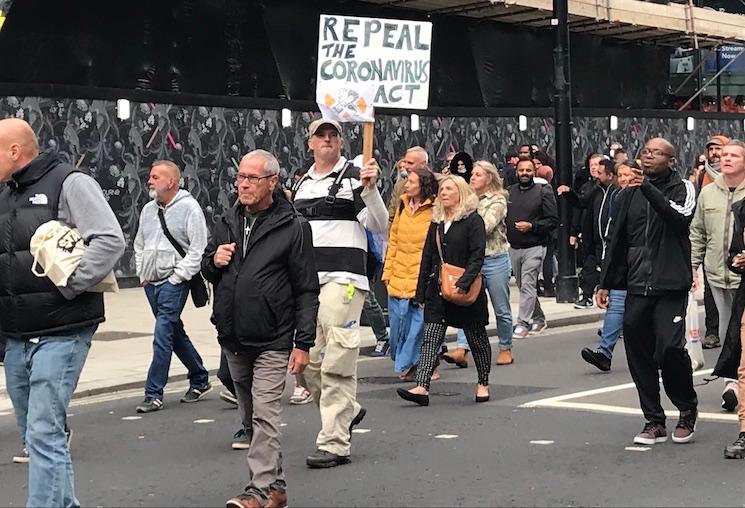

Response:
(362, 122), (374, 163)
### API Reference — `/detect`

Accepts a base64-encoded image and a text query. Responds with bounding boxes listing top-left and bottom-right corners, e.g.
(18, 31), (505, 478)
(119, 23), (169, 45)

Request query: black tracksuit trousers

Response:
(623, 293), (698, 425)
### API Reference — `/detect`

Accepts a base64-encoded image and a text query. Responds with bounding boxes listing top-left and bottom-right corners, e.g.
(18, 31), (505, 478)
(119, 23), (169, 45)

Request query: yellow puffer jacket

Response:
(382, 194), (434, 299)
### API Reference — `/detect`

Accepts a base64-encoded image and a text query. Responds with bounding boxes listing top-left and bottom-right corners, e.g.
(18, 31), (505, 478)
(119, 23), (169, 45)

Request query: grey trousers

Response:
(710, 285), (739, 384)
(509, 246), (547, 327)
(224, 348), (290, 499)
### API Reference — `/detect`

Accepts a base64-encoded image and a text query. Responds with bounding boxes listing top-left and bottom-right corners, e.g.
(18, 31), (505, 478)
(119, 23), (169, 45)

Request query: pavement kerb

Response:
(68, 309), (605, 401)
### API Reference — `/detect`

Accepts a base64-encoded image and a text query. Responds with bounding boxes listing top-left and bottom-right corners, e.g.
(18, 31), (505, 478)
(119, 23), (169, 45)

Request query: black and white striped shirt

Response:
(293, 157), (388, 291)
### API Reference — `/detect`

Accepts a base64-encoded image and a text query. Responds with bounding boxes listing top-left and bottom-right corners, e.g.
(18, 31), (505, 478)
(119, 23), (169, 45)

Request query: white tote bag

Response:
(30, 220), (118, 292)
(685, 292), (705, 371)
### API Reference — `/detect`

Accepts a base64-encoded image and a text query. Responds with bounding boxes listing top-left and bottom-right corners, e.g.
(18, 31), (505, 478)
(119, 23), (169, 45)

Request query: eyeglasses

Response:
(640, 148), (672, 157)
(236, 173), (273, 184)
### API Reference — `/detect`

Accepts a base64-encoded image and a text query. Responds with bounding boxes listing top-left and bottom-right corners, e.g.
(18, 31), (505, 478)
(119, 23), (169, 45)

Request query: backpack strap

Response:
(324, 161), (355, 205)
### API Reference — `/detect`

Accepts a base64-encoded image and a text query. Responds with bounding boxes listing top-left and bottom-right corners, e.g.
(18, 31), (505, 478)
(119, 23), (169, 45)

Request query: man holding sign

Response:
(292, 118), (388, 468)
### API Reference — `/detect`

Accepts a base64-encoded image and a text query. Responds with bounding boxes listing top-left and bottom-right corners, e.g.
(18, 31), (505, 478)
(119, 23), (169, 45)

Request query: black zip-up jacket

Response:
(599, 169), (696, 295)
(562, 182), (620, 260)
(201, 197), (320, 353)
(506, 180), (558, 248)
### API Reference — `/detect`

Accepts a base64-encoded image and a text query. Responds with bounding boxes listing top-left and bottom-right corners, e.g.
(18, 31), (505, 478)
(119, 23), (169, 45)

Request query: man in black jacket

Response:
(202, 149), (319, 508)
(598, 137), (699, 446)
(558, 158), (620, 308)
(507, 157), (559, 338)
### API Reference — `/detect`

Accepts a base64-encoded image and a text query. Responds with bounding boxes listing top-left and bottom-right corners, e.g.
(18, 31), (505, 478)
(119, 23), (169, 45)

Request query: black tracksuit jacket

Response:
(599, 169), (696, 295)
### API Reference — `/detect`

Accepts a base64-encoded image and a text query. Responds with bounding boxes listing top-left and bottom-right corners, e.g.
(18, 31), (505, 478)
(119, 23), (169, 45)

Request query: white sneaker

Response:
(13, 448), (29, 464)
(512, 325), (529, 339)
(290, 385), (313, 405)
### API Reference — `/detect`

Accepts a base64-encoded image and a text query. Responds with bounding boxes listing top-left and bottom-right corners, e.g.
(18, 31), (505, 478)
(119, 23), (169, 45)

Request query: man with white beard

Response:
(134, 160), (211, 413)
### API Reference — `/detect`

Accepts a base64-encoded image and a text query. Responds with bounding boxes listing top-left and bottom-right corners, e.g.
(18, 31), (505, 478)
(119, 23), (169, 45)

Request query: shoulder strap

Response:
(435, 226), (445, 263)
(157, 208), (187, 258)
(291, 172), (311, 201)
(325, 161), (354, 205)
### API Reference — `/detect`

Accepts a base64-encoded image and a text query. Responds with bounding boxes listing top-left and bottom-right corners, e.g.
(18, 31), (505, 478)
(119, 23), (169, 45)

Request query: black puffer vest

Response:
(0, 151), (105, 339)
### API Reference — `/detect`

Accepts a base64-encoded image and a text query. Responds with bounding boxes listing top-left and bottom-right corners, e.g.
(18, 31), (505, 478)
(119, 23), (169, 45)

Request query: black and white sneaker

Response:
(136, 398), (163, 413)
(231, 428), (251, 450)
(724, 432), (745, 459)
(722, 382), (739, 412)
(581, 348), (611, 372)
(368, 340), (390, 357)
(573, 296), (594, 309)
(180, 383), (212, 403)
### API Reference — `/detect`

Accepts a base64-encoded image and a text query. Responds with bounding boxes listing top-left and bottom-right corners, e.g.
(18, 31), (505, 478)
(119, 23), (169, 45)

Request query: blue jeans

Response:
(598, 289), (626, 359)
(456, 253), (514, 351)
(4, 325), (97, 508)
(144, 281), (209, 400)
(387, 296), (424, 373)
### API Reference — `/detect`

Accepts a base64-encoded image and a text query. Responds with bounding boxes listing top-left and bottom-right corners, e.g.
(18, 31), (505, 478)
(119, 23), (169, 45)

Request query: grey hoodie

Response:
(134, 189), (208, 285)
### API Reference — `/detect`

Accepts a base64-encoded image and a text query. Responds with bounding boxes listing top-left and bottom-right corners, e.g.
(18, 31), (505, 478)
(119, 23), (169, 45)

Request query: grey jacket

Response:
(134, 190), (208, 285)
(58, 173), (126, 300)
(690, 174), (745, 289)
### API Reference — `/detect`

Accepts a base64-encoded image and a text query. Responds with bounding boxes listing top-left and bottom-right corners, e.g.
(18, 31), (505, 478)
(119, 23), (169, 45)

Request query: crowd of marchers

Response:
(2, 115), (745, 508)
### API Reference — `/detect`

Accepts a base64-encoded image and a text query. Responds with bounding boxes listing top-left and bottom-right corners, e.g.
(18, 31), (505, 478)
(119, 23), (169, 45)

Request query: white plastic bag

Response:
(685, 292), (705, 371)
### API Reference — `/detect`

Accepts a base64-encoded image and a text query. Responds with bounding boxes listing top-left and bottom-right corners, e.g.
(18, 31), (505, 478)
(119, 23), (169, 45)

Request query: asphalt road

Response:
(1, 320), (744, 507)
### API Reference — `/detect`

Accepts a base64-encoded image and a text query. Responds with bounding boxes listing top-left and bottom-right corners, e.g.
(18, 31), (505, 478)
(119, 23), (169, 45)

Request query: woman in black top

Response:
(396, 175), (491, 406)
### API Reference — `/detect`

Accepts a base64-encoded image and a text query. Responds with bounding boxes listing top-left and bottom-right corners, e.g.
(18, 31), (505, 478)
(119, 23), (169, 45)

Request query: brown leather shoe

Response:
(496, 350), (514, 366)
(442, 348), (468, 368)
(226, 494), (262, 508)
(266, 489), (288, 508)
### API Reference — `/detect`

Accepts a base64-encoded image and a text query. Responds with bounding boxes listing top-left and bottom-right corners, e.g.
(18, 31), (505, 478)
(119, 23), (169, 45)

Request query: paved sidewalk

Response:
(0, 285), (604, 407)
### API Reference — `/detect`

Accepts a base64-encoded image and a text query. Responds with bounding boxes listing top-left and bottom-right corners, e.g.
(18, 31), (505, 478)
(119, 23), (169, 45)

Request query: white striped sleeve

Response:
(669, 179), (696, 217)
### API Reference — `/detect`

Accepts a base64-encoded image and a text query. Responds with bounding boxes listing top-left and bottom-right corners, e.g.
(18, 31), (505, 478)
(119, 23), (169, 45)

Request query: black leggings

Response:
(416, 323), (491, 390)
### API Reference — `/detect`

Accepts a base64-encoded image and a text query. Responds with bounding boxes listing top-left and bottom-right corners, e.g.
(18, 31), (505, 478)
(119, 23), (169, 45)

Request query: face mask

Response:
(399, 170), (408, 179)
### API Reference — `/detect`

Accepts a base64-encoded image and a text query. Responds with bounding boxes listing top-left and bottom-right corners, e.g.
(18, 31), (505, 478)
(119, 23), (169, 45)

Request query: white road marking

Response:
(434, 434), (459, 439)
(530, 440), (555, 445)
(352, 428), (371, 434)
(121, 416), (142, 421)
(193, 419), (215, 424)
(625, 446), (650, 452)
(519, 368), (738, 422)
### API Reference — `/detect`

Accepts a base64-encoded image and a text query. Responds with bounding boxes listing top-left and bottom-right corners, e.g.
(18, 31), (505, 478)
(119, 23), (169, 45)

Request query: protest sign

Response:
(316, 14), (432, 110)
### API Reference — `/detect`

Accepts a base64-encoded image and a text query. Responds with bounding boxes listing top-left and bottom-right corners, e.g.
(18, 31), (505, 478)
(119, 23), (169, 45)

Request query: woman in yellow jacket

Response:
(383, 166), (439, 379)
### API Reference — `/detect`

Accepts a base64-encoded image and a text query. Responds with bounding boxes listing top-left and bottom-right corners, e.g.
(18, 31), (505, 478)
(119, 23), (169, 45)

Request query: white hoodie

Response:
(134, 189), (208, 285)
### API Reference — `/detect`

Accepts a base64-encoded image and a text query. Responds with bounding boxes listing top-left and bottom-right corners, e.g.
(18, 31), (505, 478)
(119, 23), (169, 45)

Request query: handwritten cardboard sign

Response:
(316, 14), (432, 110)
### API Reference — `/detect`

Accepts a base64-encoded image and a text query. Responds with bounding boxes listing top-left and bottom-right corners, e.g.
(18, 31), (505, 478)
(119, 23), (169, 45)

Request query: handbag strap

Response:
(435, 226), (445, 264)
(157, 208), (187, 258)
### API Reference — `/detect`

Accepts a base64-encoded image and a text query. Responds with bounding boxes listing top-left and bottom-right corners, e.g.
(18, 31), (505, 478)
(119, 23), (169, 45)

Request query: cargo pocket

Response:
(321, 327), (361, 377)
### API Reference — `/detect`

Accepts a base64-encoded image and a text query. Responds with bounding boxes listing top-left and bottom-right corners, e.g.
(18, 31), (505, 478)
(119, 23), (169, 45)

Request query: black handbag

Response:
(156, 208), (210, 308)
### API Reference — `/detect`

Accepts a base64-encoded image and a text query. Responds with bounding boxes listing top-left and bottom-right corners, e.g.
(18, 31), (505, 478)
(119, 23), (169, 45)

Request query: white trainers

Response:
(290, 384), (313, 405)
(512, 325), (529, 339)
(13, 448), (29, 464)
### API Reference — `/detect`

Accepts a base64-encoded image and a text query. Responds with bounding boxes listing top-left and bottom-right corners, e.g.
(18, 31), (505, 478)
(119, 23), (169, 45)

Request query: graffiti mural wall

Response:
(2, 95), (744, 279)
